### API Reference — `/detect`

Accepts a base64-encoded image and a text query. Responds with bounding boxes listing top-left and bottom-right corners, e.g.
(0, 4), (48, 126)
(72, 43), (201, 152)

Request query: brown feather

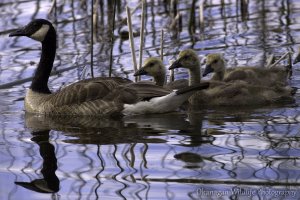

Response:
(46, 77), (132, 106)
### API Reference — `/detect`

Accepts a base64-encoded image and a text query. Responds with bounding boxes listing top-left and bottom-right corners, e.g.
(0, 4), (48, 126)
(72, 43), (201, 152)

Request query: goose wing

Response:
(103, 82), (172, 104)
(47, 77), (132, 106)
(128, 82), (172, 99)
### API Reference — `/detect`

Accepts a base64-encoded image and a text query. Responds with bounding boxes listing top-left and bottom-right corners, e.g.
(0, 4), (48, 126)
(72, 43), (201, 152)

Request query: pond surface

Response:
(1, 0), (300, 199)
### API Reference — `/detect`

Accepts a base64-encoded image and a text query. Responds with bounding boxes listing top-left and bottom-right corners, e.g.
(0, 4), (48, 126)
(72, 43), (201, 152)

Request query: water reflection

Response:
(2, 110), (293, 199)
(15, 130), (59, 194)
(17, 113), (202, 199)
(25, 112), (195, 144)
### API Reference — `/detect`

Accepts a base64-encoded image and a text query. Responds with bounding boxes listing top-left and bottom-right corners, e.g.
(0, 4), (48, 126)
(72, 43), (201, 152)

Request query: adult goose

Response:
(169, 49), (295, 106)
(134, 57), (188, 90)
(9, 19), (209, 116)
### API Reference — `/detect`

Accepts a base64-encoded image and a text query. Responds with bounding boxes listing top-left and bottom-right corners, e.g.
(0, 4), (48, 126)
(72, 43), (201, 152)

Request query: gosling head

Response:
(169, 49), (200, 70)
(203, 53), (225, 77)
(9, 19), (54, 42)
(134, 57), (165, 78)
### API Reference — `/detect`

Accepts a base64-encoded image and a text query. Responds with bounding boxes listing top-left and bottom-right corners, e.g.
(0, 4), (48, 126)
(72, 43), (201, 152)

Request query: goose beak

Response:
(9, 27), (28, 37)
(134, 68), (148, 76)
(203, 64), (213, 77)
(169, 59), (182, 70)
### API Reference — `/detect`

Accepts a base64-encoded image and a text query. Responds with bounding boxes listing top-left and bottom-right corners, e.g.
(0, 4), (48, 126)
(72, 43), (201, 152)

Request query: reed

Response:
(109, 0), (117, 77)
(126, 6), (138, 82)
(198, 0), (204, 32)
(48, 0), (57, 21)
(169, 0), (182, 37)
(266, 54), (275, 68)
(287, 51), (293, 78)
(138, 0), (146, 81)
(92, 0), (98, 42)
(171, 0), (177, 17)
(90, 0), (95, 78)
(288, 51), (292, 68)
(240, 0), (248, 21)
(188, 0), (197, 35)
(121, 2), (142, 24)
(0, 64), (84, 89)
(269, 52), (290, 68)
(160, 29), (164, 61)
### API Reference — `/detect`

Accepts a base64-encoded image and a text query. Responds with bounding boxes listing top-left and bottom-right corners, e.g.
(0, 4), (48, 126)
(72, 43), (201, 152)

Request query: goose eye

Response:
(31, 22), (38, 27)
(213, 60), (218, 64)
(29, 22), (39, 30)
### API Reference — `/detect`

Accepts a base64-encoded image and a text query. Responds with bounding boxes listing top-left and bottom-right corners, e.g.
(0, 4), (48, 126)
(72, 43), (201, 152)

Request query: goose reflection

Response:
(15, 129), (59, 194)
(24, 112), (200, 145)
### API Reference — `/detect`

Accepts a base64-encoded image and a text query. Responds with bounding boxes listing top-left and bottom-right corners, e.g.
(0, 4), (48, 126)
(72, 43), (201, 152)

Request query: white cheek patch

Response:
(30, 24), (50, 42)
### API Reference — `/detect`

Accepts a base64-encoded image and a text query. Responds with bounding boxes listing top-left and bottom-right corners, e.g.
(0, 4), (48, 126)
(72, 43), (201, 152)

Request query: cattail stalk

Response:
(90, 0), (95, 78)
(199, 0), (204, 31)
(126, 6), (138, 82)
(138, 0), (146, 81)
(109, 0), (117, 77)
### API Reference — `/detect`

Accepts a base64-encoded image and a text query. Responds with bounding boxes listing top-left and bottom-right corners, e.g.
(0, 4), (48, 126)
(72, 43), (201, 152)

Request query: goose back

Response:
(189, 80), (295, 107)
(205, 54), (289, 87)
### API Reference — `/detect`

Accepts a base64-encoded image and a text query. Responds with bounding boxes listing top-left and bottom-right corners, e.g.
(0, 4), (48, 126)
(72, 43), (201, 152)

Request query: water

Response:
(1, 0), (300, 199)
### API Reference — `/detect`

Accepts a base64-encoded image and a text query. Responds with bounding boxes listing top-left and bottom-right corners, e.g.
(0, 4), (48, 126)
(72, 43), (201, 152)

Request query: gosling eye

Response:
(181, 55), (190, 61)
(148, 62), (154, 67)
(213, 60), (218, 64)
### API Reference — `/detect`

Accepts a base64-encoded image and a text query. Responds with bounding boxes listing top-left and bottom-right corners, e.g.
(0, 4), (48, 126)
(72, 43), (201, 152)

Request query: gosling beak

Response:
(9, 27), (28, 37)
(169, 59), (182, 70)
(203, 64), (214, 77)
(134, 68), (148, 76)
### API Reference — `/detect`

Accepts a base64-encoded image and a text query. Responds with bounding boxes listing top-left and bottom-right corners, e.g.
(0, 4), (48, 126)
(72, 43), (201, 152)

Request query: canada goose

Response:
(134, 57), (188, 89)
(9, 19), (209, 116)
(169, 49), (295, 106)
(202, 53), (289, 87)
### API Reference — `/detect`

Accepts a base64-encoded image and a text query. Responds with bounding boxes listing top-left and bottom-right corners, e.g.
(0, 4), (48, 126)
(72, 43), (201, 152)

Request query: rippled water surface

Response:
(1, 0), (300, 199)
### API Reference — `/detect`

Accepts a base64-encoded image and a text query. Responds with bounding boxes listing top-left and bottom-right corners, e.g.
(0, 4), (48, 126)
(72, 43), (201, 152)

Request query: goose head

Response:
(9, 19), (54, 42)
(169, 49), (200, 71)
(9, 19), (56, 94)
(134, 57), (165, 77)
(203, 53), (225, 77)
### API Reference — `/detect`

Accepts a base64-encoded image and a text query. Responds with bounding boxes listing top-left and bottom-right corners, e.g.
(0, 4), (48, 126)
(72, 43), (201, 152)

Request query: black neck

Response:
(30, 28), (56, 94)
